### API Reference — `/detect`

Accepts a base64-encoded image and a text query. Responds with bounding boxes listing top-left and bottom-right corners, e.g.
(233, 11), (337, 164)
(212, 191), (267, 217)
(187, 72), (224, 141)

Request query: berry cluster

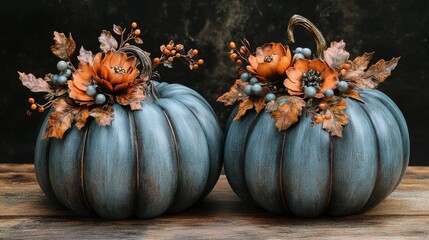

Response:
(52, 60), (72, 86)
(293, 47), (312, 61)
(228, 41), (251, 66)
(153, 40), (203, 71)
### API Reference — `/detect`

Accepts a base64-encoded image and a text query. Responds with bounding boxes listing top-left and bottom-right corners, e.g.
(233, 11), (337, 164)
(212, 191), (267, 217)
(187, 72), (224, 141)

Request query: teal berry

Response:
(251, 83), (262, 95)
(57, 60), (68, 71)
(57, 75), (68, 85)
(294, 53), (305, 60)
(337, 81), (349, 92)
(52, 74), (59, 84)
(265, 93), (276, 102)
(302, 48), (312, 59)
(244, 85), (252, 95)
(86, 86), (97, 97)
(304, 86), (317, 98)
(295, 47), (303, 53)
(250, 77), (259, 85)
(64, 69), (72, 78)
(240, 72), (251, 82)
(324, 89), (335, 98)
(95, 94), (107, 105)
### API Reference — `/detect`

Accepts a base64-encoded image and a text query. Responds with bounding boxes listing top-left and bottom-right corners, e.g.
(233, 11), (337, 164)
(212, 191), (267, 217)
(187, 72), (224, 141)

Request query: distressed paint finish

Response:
(223, 89), (409, 217)
(34, 81), (223, 219)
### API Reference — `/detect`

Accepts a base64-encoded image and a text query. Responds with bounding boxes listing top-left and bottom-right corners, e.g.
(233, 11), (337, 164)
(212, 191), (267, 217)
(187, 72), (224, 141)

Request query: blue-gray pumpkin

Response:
(34, 81), (223, 219)
(224, 89), (409, 217)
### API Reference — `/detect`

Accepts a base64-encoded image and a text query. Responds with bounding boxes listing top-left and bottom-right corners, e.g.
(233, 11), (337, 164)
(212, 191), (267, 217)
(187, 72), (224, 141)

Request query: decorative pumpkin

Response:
(20, 23), (222, 219)
(219, 15), (408, 217)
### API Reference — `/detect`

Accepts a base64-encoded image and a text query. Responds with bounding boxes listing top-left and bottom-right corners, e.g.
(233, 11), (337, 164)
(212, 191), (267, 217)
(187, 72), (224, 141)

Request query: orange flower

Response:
(68, 50), (140, 104)
(246, 42), (292, 82)
(284, 59), (339, 98)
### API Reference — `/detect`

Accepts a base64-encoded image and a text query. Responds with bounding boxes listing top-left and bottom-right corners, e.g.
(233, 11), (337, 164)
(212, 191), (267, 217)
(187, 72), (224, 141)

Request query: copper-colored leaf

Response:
(115, 84), (146, 110)
(267, 96), (305, 131)
(254, 97), (265, 113)
(233, 99), (254, 121)
(323, 40), (350, 71)
(361, 57), (400, 89)
(99, 30), (118, 52)
(342, 88), (364, 102)
(18, 72), (54, 93)
(42, 98), (77, 139)
(345, 54), (399, 90)
(89, 106), (114, 126)
(50, 31), (76, 60)
(77, 46), (94, 66)
(75, 108), (89, 130)
(113, 24), (123, 35)
(134, 37), (143, 44)
(217, 80), (249, 106)
(319, 97), (349, 137)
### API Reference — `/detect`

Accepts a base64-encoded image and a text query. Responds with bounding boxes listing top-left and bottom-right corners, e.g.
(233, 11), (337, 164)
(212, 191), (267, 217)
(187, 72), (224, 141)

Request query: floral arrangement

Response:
(218, 16), (400, 137)
(19, 22), (203, 139)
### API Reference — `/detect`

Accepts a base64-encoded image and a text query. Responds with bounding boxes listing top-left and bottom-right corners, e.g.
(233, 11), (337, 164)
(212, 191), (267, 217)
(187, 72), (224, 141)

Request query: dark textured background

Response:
(0, 0), (428, 165)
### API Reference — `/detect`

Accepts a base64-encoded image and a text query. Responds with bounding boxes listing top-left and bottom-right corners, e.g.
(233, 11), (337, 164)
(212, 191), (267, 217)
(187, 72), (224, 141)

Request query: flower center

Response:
(112, 65), (126, 74)
(264, 55), (273, 63)
(301, 69), (322, 90)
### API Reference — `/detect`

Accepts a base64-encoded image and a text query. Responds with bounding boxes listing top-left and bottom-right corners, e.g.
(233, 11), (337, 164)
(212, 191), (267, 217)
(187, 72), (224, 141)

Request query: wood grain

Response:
(1, 164), (429, 239)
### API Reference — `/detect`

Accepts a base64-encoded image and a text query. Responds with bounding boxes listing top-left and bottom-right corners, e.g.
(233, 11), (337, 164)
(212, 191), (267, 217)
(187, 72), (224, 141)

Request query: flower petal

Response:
(320, 68), (339, 93)
(286, 67), (303, 86)
(256, 59), (279, 81)
(110, 52), (123, 66)
(284, 77), (302, 92)
(73, 70), (92, 91)
(68, 81), (93, 102)
(102, 51), (113, 69)
(309, 59), (328, 72)
(248, 55), (259, 72)
(113, 82), (129, 92)
(100, 79), (114, 92)
(123, 56), (137, 72)
(277, 55), (292, 76)
(272, 43), (286, 57)
(288, 89), (304, 96)
(294, 59), (310, 73)
(92, 52), (103, 75)
(101, 65), (110, 80)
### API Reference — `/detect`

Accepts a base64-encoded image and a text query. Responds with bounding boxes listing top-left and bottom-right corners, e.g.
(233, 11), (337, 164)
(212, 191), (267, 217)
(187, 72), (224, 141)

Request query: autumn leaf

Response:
(351, 52), (374, 71)
(217, 80), (249, 105)
(99, 30), (118, 52)
(43, 98), (77, 139)
(319, 97), (349, 137)
(360, 57), (400, 89)
(18, 72), (54, 93)
(75, 108), (89, 130)
(254, 97), (265, 113)
(77, 46), (94, 66)
(89, 106), (114, 126)
(342, 88), (364, 102)
(115, 84), (146, 110)
(50, 31), (76, 60)
(113, 24), (123, 35)
(233, 99), (254, 121)
(323, 40), (350, 71)
(265, 96), (305, 131)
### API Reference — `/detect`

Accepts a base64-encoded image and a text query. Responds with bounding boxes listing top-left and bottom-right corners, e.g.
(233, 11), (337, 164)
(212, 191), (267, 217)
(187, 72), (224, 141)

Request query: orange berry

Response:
(230, 53), (238, 60)
(166, 45), (173, 50)
(170, 50), (176, 55)
(175, 45), (183, 50)
(168, 57), (174, 62)
(229, 41), (236, 49)
(192, 49), (199, 56)
(38, 106), (45, 113)
(131, 22), (137, 28)
(193, 64), (199, 70)
(240, 46), (246, 54)
(324, 114), (332, 120)
(198, 59), (204, 65)
(134, 29), (141, 36)
(236, 59), (243, 65)
(124, 43), (130, 47)
(153, 57), (161, 65)
(319, 103), (326, 110)
(340, 69), (347, 76)
(30, 104), (37, 111)
(175, 53), (181, 58)
(343, 63), (351, 70)
(28, 98), (35, 104)
(163, 49), (171, 55)
(315, 116), (324, 124)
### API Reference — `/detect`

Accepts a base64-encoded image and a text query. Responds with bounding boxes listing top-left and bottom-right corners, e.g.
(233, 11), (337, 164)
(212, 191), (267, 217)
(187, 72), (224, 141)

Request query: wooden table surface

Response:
(0, 164), (428, 239)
